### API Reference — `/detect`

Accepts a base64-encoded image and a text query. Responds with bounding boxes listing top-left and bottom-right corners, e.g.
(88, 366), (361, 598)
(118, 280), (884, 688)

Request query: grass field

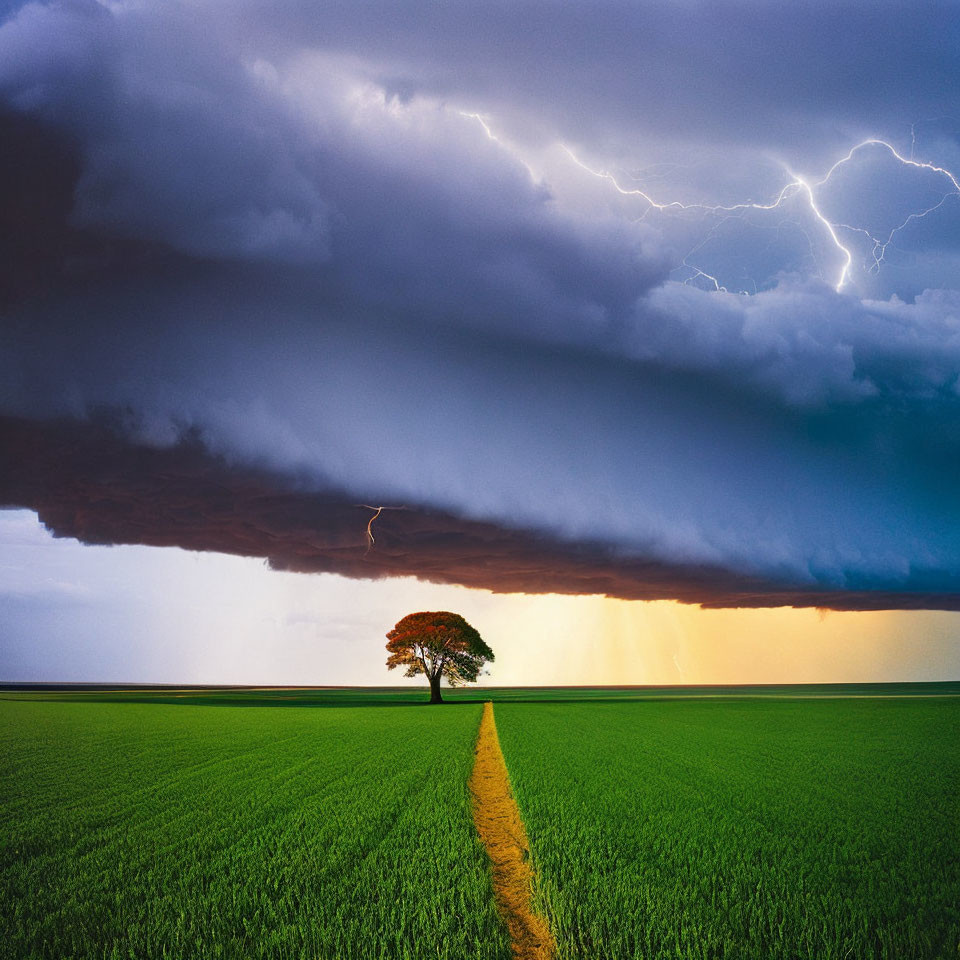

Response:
(2, 687), (959, 959)
(0, 698), (510, 960)
(496, 698), (960, 960)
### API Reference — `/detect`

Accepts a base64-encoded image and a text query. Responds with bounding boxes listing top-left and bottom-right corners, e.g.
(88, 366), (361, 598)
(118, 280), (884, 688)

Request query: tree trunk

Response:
(428, 674), (443, 704)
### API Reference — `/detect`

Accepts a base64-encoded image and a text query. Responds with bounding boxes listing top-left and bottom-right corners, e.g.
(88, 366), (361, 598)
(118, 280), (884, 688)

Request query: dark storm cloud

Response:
(3, 0), (960, 610)
(0, 106), (80, 304)
(6, 264), (960, 607)
(225, 0), (960, 165)
(639, 282), (960, 407)
(0, 0), (665, 338)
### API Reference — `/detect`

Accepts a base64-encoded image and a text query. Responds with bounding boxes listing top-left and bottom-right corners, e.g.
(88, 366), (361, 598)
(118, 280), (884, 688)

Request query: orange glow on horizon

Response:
(468, 593), (960, 687)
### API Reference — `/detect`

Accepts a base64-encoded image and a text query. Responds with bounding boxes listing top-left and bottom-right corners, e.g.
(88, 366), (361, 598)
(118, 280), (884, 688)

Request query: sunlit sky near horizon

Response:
(4, 510), (958, 686)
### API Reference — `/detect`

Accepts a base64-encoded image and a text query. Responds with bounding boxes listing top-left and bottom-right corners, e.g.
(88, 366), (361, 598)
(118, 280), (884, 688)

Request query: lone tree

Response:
(386, 611), (494, 704)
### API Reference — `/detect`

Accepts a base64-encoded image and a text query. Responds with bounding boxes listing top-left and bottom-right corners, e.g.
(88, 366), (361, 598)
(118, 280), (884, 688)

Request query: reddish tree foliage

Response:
(386, 611), (494, 704)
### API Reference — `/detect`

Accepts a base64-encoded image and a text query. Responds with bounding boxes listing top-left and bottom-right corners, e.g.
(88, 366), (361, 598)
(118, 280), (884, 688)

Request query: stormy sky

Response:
(3, 0), (960, 681)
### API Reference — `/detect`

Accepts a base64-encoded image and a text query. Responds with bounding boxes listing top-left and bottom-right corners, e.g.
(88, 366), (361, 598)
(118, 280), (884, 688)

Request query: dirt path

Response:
(469, 702), (555, 960)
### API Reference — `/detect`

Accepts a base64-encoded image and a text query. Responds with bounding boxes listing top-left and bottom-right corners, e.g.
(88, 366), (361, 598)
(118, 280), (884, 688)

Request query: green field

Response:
(2, 687), (959, 959)
(0, 698), (510, 960)
(496, 698), (960, 959)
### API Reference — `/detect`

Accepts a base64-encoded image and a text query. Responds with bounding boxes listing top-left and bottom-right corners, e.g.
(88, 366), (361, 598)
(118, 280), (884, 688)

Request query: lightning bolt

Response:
(459, 111), (498, 143)
(562, 144), (803, 216)
(358, 504), (407, 556)
(789, 172), (854, 291)
(456, 107), (960, 293)
(459, 111), (539, 181)
(812, 139), (960, 281)
(359, 505), (383, 555)
(561, 137), (960, 293)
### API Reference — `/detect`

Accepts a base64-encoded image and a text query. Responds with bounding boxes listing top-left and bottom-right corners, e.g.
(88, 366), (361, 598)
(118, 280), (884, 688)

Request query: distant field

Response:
(0, 699), (510, 960)
(5, 679), (959, 708)
(496, 698), (960, 960)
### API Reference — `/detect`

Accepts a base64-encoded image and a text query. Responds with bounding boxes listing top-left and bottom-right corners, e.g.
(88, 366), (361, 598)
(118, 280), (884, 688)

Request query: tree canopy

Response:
(385, 611), (494, 703)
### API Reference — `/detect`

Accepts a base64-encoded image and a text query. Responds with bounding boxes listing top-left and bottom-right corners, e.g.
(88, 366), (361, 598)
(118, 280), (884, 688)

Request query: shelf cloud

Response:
(3, 0), (960, 610)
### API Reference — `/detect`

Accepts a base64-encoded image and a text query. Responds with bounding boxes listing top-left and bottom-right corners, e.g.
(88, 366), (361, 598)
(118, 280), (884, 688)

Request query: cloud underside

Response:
(4, 415), (959, 612)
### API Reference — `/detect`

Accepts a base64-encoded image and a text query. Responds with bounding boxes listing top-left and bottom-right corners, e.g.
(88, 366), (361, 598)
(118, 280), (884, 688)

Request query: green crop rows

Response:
(3, 691), (959, 959)
(496, 698), (960, 960)
(0, 699), (510, 960)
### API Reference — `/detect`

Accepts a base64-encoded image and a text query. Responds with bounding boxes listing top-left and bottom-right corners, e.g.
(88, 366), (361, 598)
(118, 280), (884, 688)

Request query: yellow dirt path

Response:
(469, 702), (555, 960)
